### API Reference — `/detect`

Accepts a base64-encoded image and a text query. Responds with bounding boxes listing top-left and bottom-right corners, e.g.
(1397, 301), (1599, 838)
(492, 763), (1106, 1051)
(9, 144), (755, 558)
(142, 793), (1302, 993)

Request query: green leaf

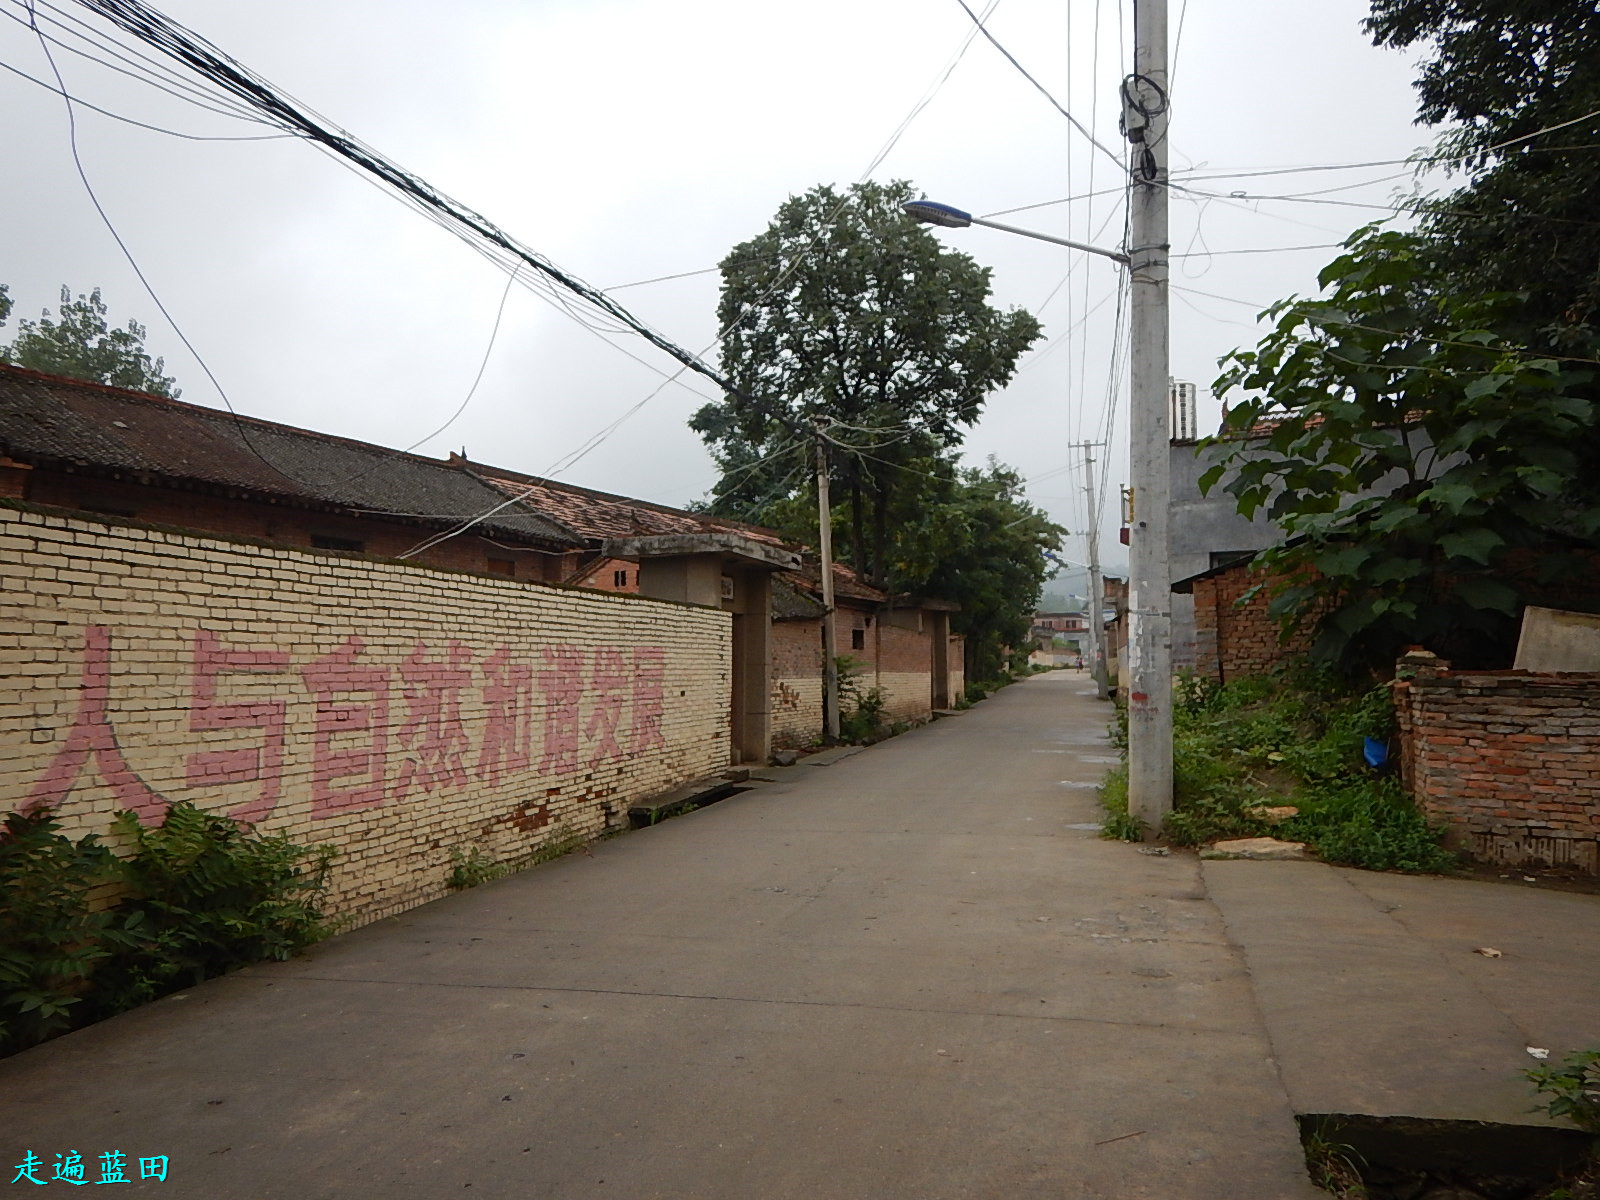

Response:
(1438, 528), (1503, 564)
(1452, 576), (1519, 616)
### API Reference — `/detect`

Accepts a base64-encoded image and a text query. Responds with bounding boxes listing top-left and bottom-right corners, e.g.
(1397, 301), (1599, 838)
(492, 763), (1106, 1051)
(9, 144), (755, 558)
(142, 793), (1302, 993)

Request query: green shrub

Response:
(1, 802), (336, 1056)
(447, 845), (507, 890)
(0, 810), (115, 1054)
(1526, 1046), (1600, 1134)
(91, 803), (336, 1016)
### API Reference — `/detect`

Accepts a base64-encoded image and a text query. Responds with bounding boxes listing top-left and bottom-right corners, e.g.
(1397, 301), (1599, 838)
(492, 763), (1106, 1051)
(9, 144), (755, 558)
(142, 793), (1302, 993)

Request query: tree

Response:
(2, 286), (179, 398)
(692, 180), (1042, 587)
(915, 459), (1064, 684)
(1203, 226), (1600, 671)
(1365, 0), (1600, 347)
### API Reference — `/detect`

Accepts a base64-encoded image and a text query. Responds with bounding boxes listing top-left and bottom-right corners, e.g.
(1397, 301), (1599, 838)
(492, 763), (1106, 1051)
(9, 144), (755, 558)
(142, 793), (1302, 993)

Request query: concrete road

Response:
(13, 668), (1557, 1199)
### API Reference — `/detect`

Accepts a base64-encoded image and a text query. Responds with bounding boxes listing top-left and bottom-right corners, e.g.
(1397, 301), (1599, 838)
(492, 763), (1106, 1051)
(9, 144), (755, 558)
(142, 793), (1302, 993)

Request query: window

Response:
(613, 569), (629, 588)
(311, 534), (364, 552)
(851, 628), (865, 651)
(487, 557), (515, 577)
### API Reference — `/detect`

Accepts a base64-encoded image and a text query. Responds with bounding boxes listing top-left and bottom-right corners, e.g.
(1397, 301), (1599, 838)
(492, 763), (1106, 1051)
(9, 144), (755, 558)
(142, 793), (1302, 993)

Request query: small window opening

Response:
(851, 628), (865, 651)
(613, 569), (629, 588)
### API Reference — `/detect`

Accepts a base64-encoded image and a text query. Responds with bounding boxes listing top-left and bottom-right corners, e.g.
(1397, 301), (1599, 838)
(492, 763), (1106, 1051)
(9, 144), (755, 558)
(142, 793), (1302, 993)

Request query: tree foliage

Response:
(2, 285), (179, 397)
(692, 180), (1042, 587)
(1366, 0), (1600, 346)
(1204, 227), (1600, 670)
(915, 459), (1063, 683)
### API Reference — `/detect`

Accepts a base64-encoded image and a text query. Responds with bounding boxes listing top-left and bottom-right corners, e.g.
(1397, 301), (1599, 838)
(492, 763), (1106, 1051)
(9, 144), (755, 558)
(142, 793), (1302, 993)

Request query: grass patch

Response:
(1099, 663), (1455, 873)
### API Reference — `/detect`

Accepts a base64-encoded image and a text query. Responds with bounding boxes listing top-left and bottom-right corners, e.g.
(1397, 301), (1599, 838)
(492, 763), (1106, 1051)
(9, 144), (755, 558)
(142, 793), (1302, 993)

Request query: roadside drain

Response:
(1297, 1113), (1594, 1199)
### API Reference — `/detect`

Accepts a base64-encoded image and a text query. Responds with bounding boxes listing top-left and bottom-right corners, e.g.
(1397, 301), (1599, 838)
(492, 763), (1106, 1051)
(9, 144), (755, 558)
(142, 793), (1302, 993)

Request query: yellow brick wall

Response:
(0, 507), (732, 925)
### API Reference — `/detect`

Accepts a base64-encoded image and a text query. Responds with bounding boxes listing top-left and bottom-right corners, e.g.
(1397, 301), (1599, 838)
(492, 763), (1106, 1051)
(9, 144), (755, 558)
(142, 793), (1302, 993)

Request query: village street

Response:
(4, 671), (1596, 1199)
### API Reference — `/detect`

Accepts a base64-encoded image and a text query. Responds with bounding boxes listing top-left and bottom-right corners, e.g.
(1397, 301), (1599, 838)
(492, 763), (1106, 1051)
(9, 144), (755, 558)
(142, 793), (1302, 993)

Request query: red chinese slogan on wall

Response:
(22, 627), (671, 825)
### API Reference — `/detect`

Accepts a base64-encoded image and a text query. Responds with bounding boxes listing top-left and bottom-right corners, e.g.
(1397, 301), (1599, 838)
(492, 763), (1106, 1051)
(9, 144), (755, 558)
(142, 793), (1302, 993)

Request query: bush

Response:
(1, 802), (336, 1056)
(1099, 664), (1454, 872)
(0, 810), (115, 1054)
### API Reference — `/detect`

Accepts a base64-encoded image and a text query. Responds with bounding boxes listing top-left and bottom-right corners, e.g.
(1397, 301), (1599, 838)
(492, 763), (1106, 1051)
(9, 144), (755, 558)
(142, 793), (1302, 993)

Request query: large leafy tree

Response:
(916, 458), (1064, 683)
(1366, 0), (1600, 347)
(692, 179), (1042, 587)
(1204, 227), (1599, 670)
(2, 286), (179, 398)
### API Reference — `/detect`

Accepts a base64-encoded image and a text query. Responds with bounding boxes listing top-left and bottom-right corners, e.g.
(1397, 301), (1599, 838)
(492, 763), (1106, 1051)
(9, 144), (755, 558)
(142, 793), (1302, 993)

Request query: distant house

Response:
(464, 458), (963, 744)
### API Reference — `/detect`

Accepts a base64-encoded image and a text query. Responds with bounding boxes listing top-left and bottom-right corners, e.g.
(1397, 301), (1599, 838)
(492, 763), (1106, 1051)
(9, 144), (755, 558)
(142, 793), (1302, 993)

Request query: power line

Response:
(952, 0), (1125, 170)
(0, 55), (296, 138)
(21, 0), (292, 482)
(66, 0), (761, 410)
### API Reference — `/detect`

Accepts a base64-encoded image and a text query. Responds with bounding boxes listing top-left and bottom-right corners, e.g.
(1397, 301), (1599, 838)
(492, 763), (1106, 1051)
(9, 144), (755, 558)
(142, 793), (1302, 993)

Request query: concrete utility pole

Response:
(814, 418), (841, 742)
(1124, 0), (1174, 832)
(1080, 442), (1110, 701)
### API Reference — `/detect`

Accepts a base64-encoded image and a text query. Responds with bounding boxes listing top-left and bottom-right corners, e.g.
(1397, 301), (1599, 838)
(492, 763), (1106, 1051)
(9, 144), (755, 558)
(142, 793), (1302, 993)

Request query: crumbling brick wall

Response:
(1190, 565), (1316, 682)
(770, 619), (824, 749)
(1, 504), (732, 925)
(1393, 661), (1600, 874)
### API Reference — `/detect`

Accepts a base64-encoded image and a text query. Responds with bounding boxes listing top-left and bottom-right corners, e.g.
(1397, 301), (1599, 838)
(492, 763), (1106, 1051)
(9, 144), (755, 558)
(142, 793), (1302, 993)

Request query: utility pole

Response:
(814, 418), (840, 742)
(1124, 0), (1173, 833)
(1080, 442), (1110, 701)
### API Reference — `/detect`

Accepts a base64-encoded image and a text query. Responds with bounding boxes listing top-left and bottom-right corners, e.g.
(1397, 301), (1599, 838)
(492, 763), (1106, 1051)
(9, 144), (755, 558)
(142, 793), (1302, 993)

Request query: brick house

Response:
(465, 458), (963, 746)
(2, 365), (965, 759)
(0, 364), (583, 580)
(1172, 558), (1313, 683)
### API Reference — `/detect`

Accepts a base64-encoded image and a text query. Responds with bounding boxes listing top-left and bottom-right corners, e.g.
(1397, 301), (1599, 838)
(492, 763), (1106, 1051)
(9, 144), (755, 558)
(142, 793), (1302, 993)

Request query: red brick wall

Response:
(568, 556), (641, 593)
(770, 607), (939, 745)
(24, 471), (566, 583)
(1191, 566), (1315, 682)
(1394, 668), (1600, 874)
(873, 616), (932, 725)
(770, 619), (824, 748)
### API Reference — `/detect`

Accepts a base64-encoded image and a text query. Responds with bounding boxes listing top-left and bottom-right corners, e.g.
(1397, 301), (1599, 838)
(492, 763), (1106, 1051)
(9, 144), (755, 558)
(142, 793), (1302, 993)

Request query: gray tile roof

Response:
(0, 365), (582, 548)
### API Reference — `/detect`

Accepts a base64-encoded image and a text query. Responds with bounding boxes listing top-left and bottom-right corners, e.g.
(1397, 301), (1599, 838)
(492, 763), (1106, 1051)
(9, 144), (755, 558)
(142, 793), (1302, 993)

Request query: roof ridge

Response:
(463, 454), (786, 539)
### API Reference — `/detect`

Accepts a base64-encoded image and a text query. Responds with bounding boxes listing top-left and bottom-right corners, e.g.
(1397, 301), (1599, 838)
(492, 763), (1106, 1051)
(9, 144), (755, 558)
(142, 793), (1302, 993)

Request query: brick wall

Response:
(770, 619), (824, 749)
(1, 505), (732, 924)
(1190, 565), (1315, 682)
(769, 608), (941, 745)
(24, 471), (567, 583)
(1394, 665), (1600, 874)
(873, 617), (932, 725)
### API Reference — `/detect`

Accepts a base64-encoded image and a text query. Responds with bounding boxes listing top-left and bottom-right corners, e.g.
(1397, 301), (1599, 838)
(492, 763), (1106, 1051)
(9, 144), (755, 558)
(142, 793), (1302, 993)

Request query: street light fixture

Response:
(902, 192), (1172, 835)
(903, 200), (1130, 266)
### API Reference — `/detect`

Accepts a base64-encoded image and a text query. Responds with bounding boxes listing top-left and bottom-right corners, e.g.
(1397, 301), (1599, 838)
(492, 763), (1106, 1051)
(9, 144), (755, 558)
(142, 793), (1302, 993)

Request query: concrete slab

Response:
(1203, 859), (1590, 1124)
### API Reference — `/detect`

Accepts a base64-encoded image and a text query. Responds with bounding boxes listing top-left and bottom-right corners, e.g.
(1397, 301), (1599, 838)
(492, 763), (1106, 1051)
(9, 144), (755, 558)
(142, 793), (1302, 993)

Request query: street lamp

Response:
(903, 195), (1172, 835)
(903, 201), (1130, 266)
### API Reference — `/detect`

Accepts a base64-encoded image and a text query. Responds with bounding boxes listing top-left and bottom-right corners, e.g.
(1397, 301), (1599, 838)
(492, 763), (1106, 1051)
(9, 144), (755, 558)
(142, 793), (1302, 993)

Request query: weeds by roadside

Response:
(1097, 663), (1455, 872)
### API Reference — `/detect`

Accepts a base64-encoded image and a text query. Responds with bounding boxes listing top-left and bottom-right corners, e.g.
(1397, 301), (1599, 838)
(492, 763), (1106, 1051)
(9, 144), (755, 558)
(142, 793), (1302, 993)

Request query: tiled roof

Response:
(466, 458), (790, 548)
(780, 560), (887, 606)
(0, 365), (581, 548)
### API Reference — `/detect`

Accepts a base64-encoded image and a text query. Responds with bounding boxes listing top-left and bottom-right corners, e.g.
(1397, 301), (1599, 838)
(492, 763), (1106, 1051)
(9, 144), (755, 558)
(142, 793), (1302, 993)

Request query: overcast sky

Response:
(1, 0), (1443, 574)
